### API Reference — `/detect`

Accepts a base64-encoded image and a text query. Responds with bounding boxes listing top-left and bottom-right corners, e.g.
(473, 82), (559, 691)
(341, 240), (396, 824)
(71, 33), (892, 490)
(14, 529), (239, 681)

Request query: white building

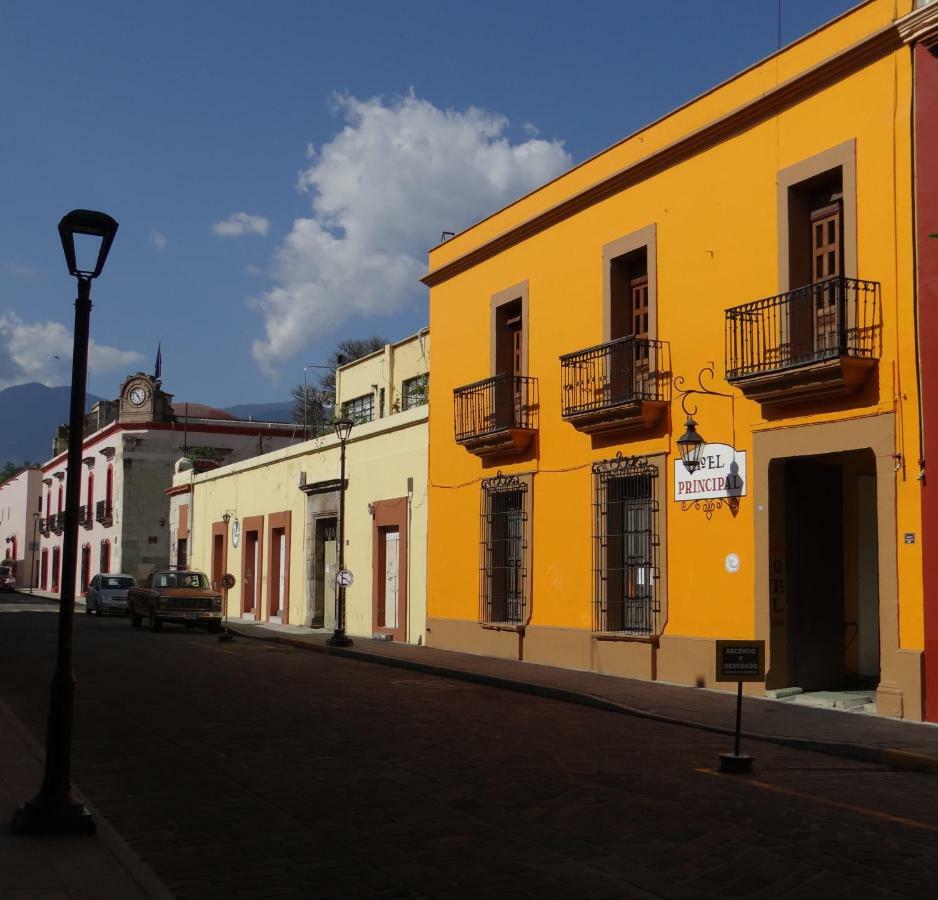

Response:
(0, 466), (43, 588)
(38, 372), (299, 593)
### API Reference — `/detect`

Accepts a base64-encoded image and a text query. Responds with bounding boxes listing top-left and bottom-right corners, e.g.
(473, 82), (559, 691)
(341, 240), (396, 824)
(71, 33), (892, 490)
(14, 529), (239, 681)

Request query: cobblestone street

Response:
(3, 596), (938, 899)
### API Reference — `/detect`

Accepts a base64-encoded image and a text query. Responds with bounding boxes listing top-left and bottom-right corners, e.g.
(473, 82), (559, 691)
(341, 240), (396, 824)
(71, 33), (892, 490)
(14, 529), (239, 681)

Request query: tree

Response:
(291, 335), (387, 428)
(0, 461), (39, 482)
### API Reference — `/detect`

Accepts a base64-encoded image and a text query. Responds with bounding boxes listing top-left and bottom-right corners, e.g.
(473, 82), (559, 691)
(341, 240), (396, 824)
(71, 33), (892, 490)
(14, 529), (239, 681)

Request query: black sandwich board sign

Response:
(715, 641), (765, 683)
(714, 640), (765, 773)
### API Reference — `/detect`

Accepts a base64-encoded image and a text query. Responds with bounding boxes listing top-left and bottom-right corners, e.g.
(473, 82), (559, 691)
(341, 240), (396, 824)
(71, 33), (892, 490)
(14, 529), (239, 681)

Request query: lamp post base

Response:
(326, 629), (353, 648)
(718, 752), (753, 774)
(11, 797), (96, 836)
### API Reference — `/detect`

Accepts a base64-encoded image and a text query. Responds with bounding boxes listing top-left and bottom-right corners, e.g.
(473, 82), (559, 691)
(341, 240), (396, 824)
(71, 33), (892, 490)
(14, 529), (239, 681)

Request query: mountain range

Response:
(0, 383), (293, 466)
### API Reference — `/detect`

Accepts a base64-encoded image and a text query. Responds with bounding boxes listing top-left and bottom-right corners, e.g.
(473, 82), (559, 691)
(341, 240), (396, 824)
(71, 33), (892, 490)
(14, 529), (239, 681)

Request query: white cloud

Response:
(3, 263), (39, 279)
(212, 212), (270, 237)
(250, 92), (571, 377)
(150, 231), (168, 250)
(0, 312), (143, 390)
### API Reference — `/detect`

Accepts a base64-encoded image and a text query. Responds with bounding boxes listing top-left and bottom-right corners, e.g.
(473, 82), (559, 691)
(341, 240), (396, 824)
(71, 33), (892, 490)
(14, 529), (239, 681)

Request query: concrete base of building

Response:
(426, 616), (924, 717)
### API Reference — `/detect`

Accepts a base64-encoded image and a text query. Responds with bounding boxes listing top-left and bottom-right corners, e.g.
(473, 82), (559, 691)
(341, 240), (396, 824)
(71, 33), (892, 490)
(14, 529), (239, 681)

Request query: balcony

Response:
(561, 336), (671, 435)
(454, 374), (538, 459)
(95, 500), (113, 526)
(79, 505), (93, 529)
(38, 517), (49, 536)
(51, 512), (64, 534)
(726, 277), (880, 406)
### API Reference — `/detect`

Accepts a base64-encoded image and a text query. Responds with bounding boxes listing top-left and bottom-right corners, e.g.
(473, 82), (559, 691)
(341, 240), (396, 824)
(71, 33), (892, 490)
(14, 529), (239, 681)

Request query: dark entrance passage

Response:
(772, 449), (880, 695)
(786, 460), (844, 690)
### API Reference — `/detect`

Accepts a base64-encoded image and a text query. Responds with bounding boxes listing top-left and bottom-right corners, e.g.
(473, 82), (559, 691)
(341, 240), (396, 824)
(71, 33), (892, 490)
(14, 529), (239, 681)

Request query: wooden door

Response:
(243, 531), (258, 615)
(811, 203), (842, 355)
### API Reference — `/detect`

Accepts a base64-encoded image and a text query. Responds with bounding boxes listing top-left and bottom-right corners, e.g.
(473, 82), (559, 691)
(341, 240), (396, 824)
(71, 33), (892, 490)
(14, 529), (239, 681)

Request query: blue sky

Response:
(0, 0), (859, 407)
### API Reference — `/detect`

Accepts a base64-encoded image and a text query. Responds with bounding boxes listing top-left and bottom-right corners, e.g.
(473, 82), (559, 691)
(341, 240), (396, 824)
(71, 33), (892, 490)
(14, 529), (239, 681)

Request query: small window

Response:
(341, 394), (374, 424)
(401, 374), (428, 411)
(593, 455), (659, 635)
(480, 473), (529, 625)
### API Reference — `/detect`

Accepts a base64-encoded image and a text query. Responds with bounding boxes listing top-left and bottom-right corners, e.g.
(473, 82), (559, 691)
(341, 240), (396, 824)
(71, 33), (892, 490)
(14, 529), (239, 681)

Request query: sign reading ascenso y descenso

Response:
(673, 443), (747, 502)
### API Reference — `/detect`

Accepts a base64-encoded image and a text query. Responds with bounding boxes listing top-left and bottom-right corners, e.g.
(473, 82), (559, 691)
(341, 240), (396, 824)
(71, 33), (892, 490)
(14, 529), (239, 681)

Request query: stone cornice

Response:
(898, 1), (938, 47)
(422, 17), (918, 289)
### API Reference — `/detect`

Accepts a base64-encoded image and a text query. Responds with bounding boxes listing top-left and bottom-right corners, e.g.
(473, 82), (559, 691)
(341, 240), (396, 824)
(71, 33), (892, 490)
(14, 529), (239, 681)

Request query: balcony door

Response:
(494, 299), (523, 430)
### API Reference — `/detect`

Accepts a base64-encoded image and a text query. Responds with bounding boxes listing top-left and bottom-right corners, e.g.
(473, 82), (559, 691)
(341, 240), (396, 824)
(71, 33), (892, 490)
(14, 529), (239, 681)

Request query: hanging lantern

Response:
(677, 417), (706, 474)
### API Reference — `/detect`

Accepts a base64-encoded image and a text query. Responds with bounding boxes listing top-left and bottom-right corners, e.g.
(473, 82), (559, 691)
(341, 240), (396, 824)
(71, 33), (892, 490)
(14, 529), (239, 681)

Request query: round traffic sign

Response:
(220, 573), (236, 590)
(336, 568), (354, 588)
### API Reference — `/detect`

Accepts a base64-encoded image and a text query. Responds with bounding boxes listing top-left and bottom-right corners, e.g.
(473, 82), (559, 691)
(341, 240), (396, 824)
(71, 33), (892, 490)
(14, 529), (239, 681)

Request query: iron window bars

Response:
(401, 374), (429, 411)
(725, 276), (880, 381)
(341, 393), (375, 425)
(593, 454), (660, 636)
(454, 374), (538, 442)
(479, 472), (529, 626)
(561, 336), (671, 418)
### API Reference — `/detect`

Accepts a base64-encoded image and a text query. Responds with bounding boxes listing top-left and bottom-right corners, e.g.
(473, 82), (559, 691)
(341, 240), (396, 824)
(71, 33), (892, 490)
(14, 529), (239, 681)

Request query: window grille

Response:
(593, 454), (659, 635)
(341, 393), (375, 424)
(401, 374), (429, 411)
(479, 472), (528, 625)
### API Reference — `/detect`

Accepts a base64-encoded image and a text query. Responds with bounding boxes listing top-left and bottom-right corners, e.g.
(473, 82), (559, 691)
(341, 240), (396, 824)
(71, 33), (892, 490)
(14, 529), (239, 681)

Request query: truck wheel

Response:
(130, 605), (142, 627)
(148, 609), (162, 632)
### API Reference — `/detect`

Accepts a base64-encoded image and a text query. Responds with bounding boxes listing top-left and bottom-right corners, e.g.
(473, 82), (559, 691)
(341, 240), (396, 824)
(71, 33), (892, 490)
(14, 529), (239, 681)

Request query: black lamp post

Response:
(327, 418), (354, 647)
(677, 416), (706, 474)
(12, 210), (118, 836)
(30, 512), (40, 594)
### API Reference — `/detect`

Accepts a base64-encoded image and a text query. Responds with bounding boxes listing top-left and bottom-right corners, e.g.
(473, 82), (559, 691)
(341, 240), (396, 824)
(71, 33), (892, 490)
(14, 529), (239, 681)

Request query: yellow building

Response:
(425, 0), (937, 719)
(171, 330), (429, 641)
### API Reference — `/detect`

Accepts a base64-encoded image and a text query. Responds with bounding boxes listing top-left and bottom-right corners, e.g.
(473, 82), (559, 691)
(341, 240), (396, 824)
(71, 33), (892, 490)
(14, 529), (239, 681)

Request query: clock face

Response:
(129, 386), (147, 407)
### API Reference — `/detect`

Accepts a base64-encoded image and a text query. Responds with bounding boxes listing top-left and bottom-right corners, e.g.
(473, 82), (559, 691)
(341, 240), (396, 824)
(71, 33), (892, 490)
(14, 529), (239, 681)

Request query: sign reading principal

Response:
(673, 443), (746, 502)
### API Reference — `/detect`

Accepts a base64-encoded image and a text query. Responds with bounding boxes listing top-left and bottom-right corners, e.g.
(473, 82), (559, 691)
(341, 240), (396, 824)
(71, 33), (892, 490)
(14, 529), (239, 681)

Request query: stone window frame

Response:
(602, 224), (658, 344)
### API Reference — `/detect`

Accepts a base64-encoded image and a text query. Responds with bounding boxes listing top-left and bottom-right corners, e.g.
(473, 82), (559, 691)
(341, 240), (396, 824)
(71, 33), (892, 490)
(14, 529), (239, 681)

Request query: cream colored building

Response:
(172, 330), (429, 641)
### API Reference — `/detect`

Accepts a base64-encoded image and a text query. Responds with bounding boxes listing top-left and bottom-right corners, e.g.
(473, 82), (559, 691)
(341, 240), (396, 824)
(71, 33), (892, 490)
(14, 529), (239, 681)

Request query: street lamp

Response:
(12, 210), (118, 837)
(30, 512), (39, 595)
(327, 417), (354, 647)
(677, 417), (706, 474)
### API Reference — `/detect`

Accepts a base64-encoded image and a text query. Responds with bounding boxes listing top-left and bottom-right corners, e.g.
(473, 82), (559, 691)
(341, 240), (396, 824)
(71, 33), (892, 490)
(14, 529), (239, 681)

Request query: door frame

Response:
(371, 498), (408, 642)
(267, 511), (291, 624)
(211, 520), (229, 613)
(241, 515), (264, 619)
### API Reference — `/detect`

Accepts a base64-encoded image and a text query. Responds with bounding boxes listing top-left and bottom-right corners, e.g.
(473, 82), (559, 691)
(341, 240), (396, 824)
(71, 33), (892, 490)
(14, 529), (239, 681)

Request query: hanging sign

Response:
(231, 518), (240, 548)
(674, 444), (746, 502)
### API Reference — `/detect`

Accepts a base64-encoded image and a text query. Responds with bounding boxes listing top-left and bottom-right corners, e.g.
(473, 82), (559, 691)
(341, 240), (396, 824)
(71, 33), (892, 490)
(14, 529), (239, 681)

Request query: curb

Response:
(228, 625), (938, 777)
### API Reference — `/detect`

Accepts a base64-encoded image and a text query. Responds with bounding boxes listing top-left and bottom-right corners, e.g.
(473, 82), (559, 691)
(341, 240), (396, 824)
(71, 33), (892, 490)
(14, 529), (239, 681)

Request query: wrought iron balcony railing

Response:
(453, 374), (538, 458)
(726, 277), (880, 379)
(38, 517), (49, 536)
(51, 512), (65, 533)
(79, 505), (93, 528)
(561, 336), (670, 434)
(95, 500), (113, 524)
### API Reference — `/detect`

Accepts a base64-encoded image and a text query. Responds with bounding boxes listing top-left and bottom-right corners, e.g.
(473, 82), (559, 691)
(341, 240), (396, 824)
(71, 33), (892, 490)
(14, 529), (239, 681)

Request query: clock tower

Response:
(117, 373), (174, 424)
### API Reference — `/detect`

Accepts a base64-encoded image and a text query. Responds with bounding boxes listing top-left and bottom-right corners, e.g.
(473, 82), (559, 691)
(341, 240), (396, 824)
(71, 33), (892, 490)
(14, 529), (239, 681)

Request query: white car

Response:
(86, 573), (137, 616)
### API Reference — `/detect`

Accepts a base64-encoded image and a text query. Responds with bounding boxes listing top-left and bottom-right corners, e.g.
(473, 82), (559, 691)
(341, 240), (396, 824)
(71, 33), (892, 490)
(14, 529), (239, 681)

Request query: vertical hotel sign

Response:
(674, 443), (746, 502)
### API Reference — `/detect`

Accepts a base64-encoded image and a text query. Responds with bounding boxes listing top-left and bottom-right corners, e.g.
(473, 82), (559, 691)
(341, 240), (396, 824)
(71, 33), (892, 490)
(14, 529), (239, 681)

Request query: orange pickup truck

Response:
(128, 570), (223, 633)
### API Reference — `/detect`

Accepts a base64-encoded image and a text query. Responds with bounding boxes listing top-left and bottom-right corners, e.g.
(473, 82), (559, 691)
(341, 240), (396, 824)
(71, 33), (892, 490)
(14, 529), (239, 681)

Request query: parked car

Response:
(128, 570), (223, 632)
(86, 573), (136, 616)
(0, 565), (15, 591)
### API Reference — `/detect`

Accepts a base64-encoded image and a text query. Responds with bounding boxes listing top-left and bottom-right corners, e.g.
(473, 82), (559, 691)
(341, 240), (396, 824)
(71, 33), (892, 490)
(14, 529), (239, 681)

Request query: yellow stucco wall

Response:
(186, 407), (428, 641)
(426, 1), (923, 683)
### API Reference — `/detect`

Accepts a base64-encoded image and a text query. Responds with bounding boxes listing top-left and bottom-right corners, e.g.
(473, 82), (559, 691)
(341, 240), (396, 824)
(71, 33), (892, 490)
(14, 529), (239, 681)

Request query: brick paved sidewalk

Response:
(226, 618), (938, 775)
(0, 698), (173, 899)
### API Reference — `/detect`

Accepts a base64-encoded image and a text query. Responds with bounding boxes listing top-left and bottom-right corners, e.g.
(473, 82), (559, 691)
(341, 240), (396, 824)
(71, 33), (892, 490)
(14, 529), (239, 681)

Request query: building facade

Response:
(176, 331), (429, 641)
(38, 372), (298, 592)
(425, 0), (938, 720)
(0, 466), (43, 588)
